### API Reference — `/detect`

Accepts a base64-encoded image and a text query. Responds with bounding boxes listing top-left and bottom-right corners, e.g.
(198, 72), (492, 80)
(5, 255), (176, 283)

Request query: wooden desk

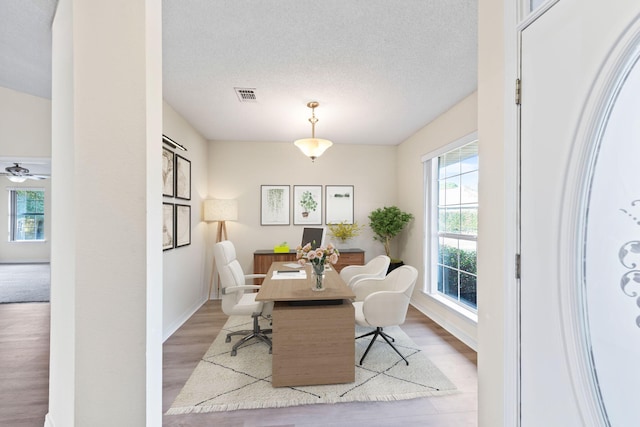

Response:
(256, 262), (356, 387)
(253, 248), (365, 285)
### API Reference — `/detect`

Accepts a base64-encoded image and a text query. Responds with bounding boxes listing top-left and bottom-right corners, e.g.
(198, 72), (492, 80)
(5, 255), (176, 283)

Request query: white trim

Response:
(420, 131), (478, 163)
(518, 0), (561, 31)
(44, 413), (55, 427)
(411, 296), (478, 351)
(163, 297), (207, 342)
(506, 0), (522, 425)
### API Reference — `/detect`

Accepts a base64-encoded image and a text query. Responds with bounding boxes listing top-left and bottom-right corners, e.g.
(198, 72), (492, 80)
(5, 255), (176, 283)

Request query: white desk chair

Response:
(339, 255), (390, 292)
(352, 265), (418, 365)
(214, 240), (273, 356)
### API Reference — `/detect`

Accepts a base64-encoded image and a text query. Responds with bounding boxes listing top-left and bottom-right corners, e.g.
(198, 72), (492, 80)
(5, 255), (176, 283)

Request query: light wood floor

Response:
(0, 300), (477, 427)
(163, 301), (478, 427)
(0, 302), (50, 427)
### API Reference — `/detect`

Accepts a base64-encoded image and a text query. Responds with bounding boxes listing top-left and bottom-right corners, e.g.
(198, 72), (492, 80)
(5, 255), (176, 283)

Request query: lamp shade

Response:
(204, 199), (238, 222)
(294, 138), (333, 159)
(7, 176), (28, 183)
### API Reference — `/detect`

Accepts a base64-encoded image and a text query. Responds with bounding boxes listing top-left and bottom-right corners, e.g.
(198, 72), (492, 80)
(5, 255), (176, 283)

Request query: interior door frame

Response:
(504, 1), (562, 425)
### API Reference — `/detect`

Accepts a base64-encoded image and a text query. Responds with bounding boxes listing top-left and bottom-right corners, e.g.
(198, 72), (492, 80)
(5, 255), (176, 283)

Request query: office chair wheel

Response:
(231, 349), (237, 356)
(225, 336), (231, 343)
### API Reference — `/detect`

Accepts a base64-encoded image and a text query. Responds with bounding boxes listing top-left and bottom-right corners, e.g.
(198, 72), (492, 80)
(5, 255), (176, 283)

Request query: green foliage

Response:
(439, 245), (477, 308)
(368, 206), (414, 257)
(440, 209), (478, 234)
(299, 191), (317, 212)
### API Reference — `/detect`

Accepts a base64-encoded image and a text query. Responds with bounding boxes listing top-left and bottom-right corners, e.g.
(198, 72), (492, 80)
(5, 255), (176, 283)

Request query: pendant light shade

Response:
(294, 102), (333, 162)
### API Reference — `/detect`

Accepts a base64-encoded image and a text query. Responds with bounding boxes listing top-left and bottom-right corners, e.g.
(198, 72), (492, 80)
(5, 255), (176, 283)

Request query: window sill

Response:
(9, 239), (47, 244)
(422, 292), (478, 324)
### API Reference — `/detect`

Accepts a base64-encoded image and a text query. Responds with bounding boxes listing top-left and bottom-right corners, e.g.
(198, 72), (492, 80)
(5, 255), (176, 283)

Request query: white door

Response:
(520, 1), (640, 425)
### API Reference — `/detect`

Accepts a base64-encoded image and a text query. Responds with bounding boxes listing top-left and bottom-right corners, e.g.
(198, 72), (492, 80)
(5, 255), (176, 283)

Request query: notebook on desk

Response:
(271, 270), (307, 280)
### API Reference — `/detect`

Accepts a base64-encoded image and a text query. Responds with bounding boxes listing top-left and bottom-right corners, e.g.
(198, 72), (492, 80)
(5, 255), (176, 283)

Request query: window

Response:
(9, 189), (45, 241)
(423, 134), (478, 310)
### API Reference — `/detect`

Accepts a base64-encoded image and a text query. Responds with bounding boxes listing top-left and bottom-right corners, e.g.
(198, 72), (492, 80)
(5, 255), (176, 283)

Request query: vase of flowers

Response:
(296, 243), (339, 291)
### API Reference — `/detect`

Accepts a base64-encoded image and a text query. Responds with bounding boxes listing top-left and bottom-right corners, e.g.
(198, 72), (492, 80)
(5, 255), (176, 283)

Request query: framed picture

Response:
(162, 147), (174, 197)
(175, 204), (191, 248)
(325, 185), (354, 224)
(261, 185), (290, 225)
(175, 154), (191, 200)
(163, 202), (174, 250)
(293, 185), (322, 225)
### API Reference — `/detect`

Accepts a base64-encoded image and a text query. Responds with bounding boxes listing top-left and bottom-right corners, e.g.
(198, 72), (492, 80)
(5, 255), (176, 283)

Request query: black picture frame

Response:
(162, 146), (174, 197)
(175, 204), (191, 248)
(163, 202), (174, 250)
(175, 154), (191, 200)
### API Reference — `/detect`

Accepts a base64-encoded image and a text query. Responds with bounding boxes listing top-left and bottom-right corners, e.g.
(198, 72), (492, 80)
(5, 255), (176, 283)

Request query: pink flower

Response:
(329, 253), (339, 264)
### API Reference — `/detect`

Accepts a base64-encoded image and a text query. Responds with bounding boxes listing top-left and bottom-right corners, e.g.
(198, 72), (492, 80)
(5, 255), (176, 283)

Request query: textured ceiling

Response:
(0, 0), (477, 147)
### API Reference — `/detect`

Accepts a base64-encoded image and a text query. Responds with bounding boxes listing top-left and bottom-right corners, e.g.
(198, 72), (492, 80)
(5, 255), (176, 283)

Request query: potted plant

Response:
(327, 221), (363, 247)
(368, 206), (414, 272)
(299, 190), (317, 217)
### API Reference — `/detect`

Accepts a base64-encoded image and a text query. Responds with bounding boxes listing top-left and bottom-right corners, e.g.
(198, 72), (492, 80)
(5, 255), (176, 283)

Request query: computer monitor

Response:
(301, 227), (326, 249)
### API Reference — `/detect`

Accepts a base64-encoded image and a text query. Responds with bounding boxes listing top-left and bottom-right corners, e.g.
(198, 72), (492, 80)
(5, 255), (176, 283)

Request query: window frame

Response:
(8, 187), (46, 242)
(422, 132), (478, 314)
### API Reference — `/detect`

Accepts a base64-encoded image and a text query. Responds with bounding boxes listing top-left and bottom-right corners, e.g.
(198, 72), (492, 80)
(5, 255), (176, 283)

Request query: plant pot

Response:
(302, 211), (309, 218)
(387, 260), (404, 274)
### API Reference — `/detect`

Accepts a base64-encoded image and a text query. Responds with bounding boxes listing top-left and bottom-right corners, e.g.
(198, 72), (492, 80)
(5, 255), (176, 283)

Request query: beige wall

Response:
(396, 92), (479, 349)
(162, 101), (210, 339)
(207, 140), (397, 285)
(478, 0), (507, 425)
(0, 86), (52, 263)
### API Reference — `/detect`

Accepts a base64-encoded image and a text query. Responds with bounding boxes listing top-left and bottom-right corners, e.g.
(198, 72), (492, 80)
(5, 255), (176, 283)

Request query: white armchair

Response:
(339, 255), (390, 289)
(214, 240), (273, 356)
(353, 265), (418, 365)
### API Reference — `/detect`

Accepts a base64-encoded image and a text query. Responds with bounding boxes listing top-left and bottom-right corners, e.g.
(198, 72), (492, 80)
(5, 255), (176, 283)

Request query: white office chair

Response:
(352, 265), (418, 365)
(214, 240), (273, 356)
(339, 255), (391, 290)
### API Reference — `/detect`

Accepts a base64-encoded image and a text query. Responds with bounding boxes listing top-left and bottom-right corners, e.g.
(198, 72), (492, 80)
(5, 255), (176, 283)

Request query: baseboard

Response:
(410, 299), (478, 351)
(163, 297), (207, 342)
(44, 412), (55, 427)
(0, 260), (49, 264)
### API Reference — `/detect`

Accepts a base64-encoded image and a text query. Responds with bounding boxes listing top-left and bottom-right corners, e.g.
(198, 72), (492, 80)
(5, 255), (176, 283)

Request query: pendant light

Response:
(294, 101), (333, 162)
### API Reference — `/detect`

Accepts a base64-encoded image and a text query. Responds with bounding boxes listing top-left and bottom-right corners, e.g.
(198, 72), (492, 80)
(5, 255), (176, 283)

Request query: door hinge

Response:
(515, 253), (521, 279)
(515, 79), (521, 105)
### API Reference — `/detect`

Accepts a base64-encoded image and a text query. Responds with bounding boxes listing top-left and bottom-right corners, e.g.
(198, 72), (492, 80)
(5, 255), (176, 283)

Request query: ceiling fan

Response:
(1, 163), (50, 183)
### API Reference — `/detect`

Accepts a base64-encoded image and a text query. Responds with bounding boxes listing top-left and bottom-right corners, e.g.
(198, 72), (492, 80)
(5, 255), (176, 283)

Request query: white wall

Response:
(162, 101), (210, 340)
(396, 92), (479, 349)
(0, 86), (52, 263)
(206, 140), (397, 292)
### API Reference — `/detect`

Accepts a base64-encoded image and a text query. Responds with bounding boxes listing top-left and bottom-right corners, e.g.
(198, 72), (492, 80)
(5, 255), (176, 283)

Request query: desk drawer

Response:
(333, 251), (365, 272)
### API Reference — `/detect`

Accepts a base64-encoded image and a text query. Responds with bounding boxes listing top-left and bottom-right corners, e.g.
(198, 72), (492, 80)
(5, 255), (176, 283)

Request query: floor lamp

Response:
(204, 199), (238, 299)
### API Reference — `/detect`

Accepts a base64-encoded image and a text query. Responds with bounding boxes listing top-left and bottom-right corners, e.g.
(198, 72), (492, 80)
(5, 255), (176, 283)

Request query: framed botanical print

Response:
(175, 154), (191, 200)
(325, 185), (354, 224)
(261, 185), (290, 225)
(162, 147), (174, 197)
(175, 204), (191, 248)
(293, 185), (322, 225)
(162, 202), (174, 250)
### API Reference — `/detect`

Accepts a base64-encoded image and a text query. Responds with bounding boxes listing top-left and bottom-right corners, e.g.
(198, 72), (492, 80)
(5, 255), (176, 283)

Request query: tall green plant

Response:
(368, 206), (413, 259)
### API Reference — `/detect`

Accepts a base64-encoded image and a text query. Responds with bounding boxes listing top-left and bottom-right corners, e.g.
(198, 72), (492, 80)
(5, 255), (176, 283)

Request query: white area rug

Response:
(166, 315), (457, 415)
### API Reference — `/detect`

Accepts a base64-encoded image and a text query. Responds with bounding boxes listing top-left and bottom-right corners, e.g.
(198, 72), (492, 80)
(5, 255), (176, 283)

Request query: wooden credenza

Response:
(253, 248), (365, 285)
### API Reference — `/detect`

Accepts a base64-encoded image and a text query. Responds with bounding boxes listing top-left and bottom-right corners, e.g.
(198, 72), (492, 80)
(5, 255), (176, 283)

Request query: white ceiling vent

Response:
(234, 87), (258, 103)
